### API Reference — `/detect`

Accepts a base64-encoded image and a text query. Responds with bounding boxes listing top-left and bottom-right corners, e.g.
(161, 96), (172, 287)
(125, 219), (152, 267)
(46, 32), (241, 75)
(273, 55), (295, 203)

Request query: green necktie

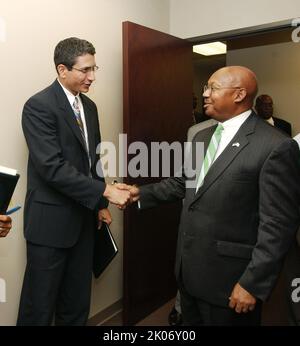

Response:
(196, 123), (224, 192)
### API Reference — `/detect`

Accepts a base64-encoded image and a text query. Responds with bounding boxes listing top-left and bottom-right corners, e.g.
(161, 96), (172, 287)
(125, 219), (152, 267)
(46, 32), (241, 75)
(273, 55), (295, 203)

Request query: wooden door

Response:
(123, 21), (193, 325)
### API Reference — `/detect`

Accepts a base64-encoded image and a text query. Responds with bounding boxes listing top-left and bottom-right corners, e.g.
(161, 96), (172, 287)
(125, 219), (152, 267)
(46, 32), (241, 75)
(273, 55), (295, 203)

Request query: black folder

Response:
(93, 222), (118, 278)
(0, 171), (20, 214)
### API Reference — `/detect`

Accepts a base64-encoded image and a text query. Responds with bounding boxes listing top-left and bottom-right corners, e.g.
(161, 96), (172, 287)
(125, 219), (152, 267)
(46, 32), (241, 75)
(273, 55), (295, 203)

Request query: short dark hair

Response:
(54, 37), (96, 72)
(255, 94), (273, 107)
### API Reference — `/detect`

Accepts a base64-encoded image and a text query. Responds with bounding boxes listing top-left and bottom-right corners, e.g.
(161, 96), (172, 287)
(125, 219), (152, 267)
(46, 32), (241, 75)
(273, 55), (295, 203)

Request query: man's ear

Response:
(234, 88), (247, 103)
(57, 64), (68, 79)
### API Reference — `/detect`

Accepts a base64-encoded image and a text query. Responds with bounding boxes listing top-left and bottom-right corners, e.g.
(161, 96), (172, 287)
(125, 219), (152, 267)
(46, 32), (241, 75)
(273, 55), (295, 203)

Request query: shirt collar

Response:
(266, 116), (274, 126)
(57, 78), (80, 105)
(219, 109), (252, 130)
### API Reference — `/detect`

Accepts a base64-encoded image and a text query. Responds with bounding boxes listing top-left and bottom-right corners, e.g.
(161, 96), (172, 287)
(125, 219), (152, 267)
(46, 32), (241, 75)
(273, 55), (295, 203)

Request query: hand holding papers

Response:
(0, 214), (12, 237)
(0, 165), (20, 214)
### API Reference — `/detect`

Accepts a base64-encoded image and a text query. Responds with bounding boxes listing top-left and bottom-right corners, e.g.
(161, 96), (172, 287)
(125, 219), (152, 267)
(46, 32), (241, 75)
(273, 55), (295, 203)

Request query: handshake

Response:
(103, 182), (140, 209)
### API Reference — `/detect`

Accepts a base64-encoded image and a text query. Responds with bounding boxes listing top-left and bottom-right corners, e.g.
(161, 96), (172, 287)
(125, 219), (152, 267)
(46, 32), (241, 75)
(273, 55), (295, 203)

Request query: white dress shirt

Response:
(266, 116), (275, 126)
(293, 133), (300, 148)
(213, 110), (252, 162)
(58, 79), (90, 154)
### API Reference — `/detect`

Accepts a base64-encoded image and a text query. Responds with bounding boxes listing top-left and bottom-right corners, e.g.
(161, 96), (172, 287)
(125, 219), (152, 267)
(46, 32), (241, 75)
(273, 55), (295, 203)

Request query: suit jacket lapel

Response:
(191, 113), (257, 204)
(53, 80), (88, 152)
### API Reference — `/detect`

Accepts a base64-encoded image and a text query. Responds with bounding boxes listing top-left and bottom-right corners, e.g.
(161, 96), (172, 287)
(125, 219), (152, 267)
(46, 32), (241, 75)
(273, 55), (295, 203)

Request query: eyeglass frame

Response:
(71, 65), (99, 74)
(203, 84), (243, 94)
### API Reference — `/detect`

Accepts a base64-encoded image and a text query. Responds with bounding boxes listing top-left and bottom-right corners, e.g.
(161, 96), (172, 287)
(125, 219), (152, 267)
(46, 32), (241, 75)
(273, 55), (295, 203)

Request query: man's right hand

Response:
(103, 183), (131, 209)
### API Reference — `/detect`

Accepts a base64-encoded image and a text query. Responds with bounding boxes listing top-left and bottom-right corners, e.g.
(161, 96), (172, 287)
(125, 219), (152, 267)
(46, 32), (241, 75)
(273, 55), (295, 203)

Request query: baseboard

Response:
(87, 299), (123, 326)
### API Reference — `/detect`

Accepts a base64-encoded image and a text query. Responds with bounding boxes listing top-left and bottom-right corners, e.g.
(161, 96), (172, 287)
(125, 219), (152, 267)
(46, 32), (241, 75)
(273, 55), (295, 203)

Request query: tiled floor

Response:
(136, 299), (174, 326)
(101, 298), (175, 326)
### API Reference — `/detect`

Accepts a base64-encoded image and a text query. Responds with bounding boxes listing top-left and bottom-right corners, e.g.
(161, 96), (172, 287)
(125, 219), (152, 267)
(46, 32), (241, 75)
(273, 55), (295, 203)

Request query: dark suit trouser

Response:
(178, 280), (262, 326)
(17, 214), (95, 326)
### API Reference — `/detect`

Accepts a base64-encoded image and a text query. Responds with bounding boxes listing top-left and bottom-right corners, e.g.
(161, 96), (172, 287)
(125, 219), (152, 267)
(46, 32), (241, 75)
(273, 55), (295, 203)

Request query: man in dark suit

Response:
(17, 37), (131, 326)
(125, 66), (300, 325)
(0, 215), (12, 237)
(255, 94), (292, 136)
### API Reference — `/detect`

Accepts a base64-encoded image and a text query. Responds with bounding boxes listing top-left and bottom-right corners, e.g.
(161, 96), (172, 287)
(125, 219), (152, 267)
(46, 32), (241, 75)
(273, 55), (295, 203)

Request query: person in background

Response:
(255, 94), (292, 136)
(192, 92), (202, 124)
(192, 92), (210, 124)
(0, 215), (12, 237)
(17, 37), (130, 326)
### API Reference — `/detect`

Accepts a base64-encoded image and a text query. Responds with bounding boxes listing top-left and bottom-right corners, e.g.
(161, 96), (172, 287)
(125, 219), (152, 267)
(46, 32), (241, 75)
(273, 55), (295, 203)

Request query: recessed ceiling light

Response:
(193, 42), (227, 56)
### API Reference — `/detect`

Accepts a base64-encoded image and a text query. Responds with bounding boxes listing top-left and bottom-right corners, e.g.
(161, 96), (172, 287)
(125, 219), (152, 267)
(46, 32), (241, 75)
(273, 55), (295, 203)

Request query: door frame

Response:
(188, 19), (294, 44)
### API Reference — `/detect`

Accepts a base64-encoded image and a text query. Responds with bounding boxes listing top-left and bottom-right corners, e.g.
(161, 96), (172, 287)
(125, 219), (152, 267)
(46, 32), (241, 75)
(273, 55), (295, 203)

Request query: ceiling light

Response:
(193, 42), (227, 56)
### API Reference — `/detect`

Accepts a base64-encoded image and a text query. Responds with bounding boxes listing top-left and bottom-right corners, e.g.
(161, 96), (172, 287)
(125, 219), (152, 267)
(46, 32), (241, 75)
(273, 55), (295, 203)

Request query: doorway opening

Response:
(190, 19), (298, 136)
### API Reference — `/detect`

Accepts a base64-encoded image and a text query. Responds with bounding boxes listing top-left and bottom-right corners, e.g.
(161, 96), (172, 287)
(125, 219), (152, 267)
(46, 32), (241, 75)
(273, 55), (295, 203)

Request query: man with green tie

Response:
(126, 66), (300, 326)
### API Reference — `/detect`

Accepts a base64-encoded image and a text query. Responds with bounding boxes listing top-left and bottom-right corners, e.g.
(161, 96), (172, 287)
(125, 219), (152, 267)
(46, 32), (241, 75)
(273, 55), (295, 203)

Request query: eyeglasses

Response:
(203, 85), (242, 94)
(71, 65), (99, 74)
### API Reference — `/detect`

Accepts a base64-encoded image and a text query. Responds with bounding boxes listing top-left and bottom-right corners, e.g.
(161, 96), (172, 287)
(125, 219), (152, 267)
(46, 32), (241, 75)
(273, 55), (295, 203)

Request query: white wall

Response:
(170, 0), (300, 38)
(0, 0), (170, 325)
(227, 42), (300, 136)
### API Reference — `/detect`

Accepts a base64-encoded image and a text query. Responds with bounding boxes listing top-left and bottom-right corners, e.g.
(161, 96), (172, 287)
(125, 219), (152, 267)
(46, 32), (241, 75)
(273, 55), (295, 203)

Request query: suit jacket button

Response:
(189, 206), (194, 211)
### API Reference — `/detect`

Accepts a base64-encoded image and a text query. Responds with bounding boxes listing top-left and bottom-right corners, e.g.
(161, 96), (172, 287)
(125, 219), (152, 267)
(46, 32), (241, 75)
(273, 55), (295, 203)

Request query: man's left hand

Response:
(98, 208), (112, 229)
(229, 283), (256, 313)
